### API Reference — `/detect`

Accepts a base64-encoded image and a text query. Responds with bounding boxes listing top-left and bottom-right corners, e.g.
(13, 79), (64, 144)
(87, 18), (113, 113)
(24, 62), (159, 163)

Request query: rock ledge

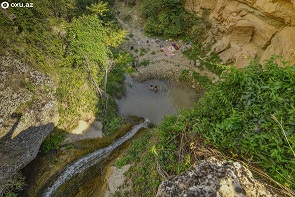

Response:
(157, 157), (276, 197)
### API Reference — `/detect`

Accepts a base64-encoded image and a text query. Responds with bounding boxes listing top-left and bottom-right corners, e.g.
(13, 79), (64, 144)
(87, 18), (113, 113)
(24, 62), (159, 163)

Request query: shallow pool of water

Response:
(118, 75), (198, 125)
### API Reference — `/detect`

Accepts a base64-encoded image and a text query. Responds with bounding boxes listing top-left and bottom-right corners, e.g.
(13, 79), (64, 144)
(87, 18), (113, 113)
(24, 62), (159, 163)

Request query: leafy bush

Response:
(200, 52), (224, 75)
(188, 58), (295, 189)
(2, 173), (26, 197)
(141, 0), (195, 38)
(139, 48), (147, 56)
(120, 58), (295, 195)
(179, 70), (190, 82)
(106, 64), (126, 97)
(192, 71), (211, 88)
(157, 115), (193, 174)
(104, 117), (125, 135)
(140, 59), (150, 67)
(97, 98), (125, 135)
(96, 52), (134, 135)
(116, 131), (162, 196)
(182, 43), (203, 61)
(41, 128), (66, 153)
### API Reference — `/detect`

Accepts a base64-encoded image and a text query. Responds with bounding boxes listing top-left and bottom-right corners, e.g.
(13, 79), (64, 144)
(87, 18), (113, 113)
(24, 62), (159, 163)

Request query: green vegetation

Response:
(116, 131), (162, 195)
(140, 1), (212, 45)
(191, 59), (295, 189)
(199, 52), (224, 75)
(179, 70), (190, 83)
(57, 2), (126, 129)
(0, 0), (127, 131)
(139, 59), (150, 67)
(41, 128), (66, 153)
(141, 0), (195, 38)
(97, 98), (125, 135)
(96, 52), (135, 135)
(2, 173), (26, 197)
(19, 79), (35, 92)
(119, 58), (295, 195)
(139, 47), (147, 56)
(192, 71), (212, 87)
(179, 69), (211, 89)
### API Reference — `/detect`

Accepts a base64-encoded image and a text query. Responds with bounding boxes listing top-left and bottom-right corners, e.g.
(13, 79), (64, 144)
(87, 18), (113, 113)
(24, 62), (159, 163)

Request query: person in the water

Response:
(154, 85), (158, 93)
(150, 85), (154, 91)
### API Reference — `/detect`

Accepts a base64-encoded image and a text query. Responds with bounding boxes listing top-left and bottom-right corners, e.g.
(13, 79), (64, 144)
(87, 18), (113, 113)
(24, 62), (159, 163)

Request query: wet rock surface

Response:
(157, 157), (276, 197)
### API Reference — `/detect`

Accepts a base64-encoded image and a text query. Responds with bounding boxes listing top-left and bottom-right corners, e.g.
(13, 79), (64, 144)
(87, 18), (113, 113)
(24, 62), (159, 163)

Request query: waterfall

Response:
(43, 119), (150, 197)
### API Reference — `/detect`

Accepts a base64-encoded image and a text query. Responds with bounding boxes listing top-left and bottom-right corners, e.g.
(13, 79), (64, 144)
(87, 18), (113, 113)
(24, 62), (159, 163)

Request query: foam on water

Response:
(43, 120), (150, 197)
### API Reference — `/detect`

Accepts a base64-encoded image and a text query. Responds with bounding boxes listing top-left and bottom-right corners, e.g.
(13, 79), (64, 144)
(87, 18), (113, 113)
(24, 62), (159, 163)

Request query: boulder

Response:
(157, 157), (276, 197)
(229, 20), (254, 44)
(260, 27), (295, 65)
(0, 56), (59, 194)
(212, 39), (231, 54)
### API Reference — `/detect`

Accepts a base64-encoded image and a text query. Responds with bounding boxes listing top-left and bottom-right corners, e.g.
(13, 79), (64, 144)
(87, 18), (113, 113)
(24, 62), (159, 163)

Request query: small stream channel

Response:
(23, 75), (198, 196)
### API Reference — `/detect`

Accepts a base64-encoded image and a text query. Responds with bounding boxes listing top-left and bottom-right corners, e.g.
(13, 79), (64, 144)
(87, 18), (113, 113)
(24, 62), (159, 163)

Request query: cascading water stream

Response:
(43, 120), (150, 197)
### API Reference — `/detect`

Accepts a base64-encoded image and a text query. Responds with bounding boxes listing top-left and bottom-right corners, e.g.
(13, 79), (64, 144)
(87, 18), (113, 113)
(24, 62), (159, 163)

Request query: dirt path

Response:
(115, 1), (219, 83)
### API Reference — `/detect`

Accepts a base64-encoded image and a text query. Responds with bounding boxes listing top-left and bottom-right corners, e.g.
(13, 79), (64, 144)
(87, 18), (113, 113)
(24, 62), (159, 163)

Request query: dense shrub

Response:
(141, 0), (195, 38)
(41, 128), (66, 153)
(190, 58), (295, 188)
(119, 58), (295, 196)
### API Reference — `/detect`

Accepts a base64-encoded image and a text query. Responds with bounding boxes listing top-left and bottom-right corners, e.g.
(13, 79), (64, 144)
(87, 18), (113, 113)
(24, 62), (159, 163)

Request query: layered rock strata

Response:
(185, 0), (295, 67)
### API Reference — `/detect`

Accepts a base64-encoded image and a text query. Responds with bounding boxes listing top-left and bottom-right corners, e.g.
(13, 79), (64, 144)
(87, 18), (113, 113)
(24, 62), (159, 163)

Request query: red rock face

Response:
(185, 0), (295, 67)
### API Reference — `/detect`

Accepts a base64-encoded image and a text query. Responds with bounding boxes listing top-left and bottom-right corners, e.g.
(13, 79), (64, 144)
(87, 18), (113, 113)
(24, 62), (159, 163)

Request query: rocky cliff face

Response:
(157, 157), (277, 197)
(0, 56), (59, 194)
(185, 0), (295, 67)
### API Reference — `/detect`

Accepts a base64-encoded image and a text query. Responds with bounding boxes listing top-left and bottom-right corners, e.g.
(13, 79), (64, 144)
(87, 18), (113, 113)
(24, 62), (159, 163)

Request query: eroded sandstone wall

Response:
(185, 0), (295, 67)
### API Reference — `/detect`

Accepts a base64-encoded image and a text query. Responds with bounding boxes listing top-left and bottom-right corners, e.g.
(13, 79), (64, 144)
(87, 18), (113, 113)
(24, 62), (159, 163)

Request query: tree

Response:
(67, 2), (126, 97)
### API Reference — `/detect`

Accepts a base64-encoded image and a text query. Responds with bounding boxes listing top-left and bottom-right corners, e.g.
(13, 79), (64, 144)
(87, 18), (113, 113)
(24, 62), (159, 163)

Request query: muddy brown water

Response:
(118, 75), (198, 125)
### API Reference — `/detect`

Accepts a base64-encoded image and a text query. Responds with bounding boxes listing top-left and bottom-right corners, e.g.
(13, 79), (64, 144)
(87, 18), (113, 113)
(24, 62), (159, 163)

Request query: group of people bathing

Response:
(150, 85), (158, 93)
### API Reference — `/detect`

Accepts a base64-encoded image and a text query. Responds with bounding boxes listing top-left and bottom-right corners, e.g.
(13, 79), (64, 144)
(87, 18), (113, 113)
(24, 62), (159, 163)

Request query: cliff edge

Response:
(0, 56), (59, 194)
(185, 0), (295, 67)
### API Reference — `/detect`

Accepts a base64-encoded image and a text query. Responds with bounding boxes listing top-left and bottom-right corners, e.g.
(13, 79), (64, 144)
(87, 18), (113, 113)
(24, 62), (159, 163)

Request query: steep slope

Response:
(185, 0), (295, 67)
(0, 56), (59, 194)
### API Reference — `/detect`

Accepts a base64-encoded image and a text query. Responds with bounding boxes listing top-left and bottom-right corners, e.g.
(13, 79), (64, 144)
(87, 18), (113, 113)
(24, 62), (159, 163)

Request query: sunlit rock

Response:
(157, 157), (277, 197)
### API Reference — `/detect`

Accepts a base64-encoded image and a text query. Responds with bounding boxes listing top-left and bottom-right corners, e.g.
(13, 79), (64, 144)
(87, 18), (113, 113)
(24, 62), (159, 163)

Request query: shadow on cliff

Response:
(0, 112), (23, 141)
(0, 122), (57, 196)
(19, 126), (69, 197)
